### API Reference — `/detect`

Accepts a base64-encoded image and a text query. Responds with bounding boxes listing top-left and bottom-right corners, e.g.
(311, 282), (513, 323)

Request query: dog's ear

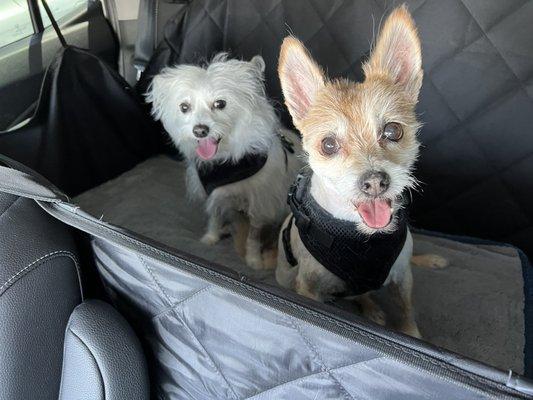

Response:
(251, 55), (266, 74)
(363, 5), (422, 102)
(278, 37), (325, 129)
(145, 72), (171, 121)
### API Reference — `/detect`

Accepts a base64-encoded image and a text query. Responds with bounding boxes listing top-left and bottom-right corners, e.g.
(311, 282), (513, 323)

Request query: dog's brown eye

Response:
(213, 100), (226, 110)
(179, 103), (190, 113)
(382, 122), (403, 142)
(321, 136), (339, 156)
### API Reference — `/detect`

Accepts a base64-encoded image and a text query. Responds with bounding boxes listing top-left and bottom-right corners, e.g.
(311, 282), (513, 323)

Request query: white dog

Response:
(146, 53), (301, 269)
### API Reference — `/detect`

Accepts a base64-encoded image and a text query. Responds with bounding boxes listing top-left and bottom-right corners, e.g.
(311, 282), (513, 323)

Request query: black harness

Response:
(282, 172), (408, 295)
(197, 153), (268, 196)
(196, 134), (295, 196)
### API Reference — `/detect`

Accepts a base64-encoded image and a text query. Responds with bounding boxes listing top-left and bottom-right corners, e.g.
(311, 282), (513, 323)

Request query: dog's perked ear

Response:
(278, 37), (325, 130)
(251, 55), (266, 74)
(363, 5), (423, 103)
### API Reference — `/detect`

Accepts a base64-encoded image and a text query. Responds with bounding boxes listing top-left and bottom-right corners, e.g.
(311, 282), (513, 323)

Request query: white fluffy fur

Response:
(146, 53), (302, 269)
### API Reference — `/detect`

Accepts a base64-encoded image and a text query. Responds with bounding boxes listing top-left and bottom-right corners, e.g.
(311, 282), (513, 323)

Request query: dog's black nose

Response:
(193, 124), (210, 138)
(359, 170), (390, 196)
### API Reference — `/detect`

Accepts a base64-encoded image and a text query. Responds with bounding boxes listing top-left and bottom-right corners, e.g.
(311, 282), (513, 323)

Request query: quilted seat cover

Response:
(141, 0), (533, 259)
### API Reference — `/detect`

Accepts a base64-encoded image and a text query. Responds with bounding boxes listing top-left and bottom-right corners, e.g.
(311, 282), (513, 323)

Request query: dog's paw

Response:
(245, 254), (264, 270)
(411, 254), (448, 269)
(200, 232), (220, 246)
(366, 307), (387, 326)
(261, 248), (278, 270)
(354, 294), (387, 326)
(404, 325), (422, 339)
(398, 319), (423, 338)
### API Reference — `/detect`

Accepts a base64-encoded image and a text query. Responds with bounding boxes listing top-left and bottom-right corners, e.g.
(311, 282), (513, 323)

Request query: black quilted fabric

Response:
(140, 0), (533, 258)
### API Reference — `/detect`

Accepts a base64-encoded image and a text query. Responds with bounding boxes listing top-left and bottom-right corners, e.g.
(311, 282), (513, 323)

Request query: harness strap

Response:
(288, 178), (334, 249)
(198, 132), (296, 195)
(197, 152), (268, 196)
(282, 216), (298, 266)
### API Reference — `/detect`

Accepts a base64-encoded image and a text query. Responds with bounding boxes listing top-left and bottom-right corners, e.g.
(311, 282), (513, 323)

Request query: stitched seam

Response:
(177, 310), (239, 400)
(52, 203), (508, 391)
(466, 0), (527, 86)
(286, 317), (357, 400)
(244, 358), (382, 400)
(138, 254), (175, 305)
(0, 251), (79, 296)
(94, 217), (485, 382)
(0, 196), (21, 219)
(68, 328), (106, 399)
(0, 184), (62, 202)
(151, 285), (212, 321)
(91, 217), (486, 382)
(246, 372), (330, 400)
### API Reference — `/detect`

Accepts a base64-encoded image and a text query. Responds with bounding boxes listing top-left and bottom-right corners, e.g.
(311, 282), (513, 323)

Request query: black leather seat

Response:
(0, 192), (149, 399)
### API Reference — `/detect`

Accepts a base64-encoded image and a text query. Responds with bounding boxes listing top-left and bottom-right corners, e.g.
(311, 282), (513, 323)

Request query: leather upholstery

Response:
(0, 193), (81, 400)
(59, 300), (150, 400)
(0, 190), (150, 399)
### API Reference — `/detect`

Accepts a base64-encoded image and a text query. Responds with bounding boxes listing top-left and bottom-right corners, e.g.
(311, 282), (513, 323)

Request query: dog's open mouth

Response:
(196, 137), (220, 160)
(355, 199), (393, 229)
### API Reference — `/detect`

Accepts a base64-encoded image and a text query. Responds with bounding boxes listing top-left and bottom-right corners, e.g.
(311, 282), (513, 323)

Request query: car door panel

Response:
(0, 0), (117, 130)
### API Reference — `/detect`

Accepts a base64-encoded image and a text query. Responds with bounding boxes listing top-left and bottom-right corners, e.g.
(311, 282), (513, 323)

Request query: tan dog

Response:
(276, 6), (446, 338)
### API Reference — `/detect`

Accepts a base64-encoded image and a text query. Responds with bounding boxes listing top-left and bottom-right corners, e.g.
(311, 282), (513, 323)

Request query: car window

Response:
(39, 0), (88, 27)
(0, 1), (34, 48)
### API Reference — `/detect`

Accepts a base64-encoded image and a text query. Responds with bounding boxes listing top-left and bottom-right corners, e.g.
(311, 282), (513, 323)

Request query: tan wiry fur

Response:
(276, 5), (444, 338)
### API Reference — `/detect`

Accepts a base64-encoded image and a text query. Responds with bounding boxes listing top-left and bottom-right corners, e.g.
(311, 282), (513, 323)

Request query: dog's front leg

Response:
(386, 231), (422, 338)
(245, 223), (264, 270)
(201, 210), (225, 245)
(294, 272), (323, 302)
(388, 266), (421, 338)
(354, 293), (387, 326)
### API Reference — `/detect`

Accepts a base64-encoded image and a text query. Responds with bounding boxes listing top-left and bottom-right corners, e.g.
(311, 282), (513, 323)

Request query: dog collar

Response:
(196, 152), (268, 195)
(282, 171), (408, 295)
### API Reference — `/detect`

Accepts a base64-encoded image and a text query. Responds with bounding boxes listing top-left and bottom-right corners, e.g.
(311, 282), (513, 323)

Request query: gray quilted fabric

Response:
(92, 237), (516, 399)
(144, 0), (533, 258)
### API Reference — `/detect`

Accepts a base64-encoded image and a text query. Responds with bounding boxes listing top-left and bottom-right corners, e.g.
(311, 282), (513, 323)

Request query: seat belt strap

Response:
(133, 0), (158, 80)
(40, 0), (67, 48)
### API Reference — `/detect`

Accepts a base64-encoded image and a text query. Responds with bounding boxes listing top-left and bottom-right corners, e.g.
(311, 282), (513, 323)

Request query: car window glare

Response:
(0, 1), (34, 48)
(39, 0), (88, 28)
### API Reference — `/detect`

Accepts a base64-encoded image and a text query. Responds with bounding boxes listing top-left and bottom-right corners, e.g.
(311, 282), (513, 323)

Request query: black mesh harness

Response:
(197, 153), (268, 196)
(196, 134), (295, 196)
(282, 172), (408, 295)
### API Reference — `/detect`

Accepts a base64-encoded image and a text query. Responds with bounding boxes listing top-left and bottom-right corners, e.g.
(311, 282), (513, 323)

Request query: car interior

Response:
(1, 1), (533, 399)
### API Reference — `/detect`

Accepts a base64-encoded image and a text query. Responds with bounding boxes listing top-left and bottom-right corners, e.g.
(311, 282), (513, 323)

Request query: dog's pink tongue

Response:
(196, 137), (218, 160)
(358, 199), (392, 229)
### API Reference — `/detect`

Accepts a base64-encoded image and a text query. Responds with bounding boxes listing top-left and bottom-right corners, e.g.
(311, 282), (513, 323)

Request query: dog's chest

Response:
(284, 173), (408, 295)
